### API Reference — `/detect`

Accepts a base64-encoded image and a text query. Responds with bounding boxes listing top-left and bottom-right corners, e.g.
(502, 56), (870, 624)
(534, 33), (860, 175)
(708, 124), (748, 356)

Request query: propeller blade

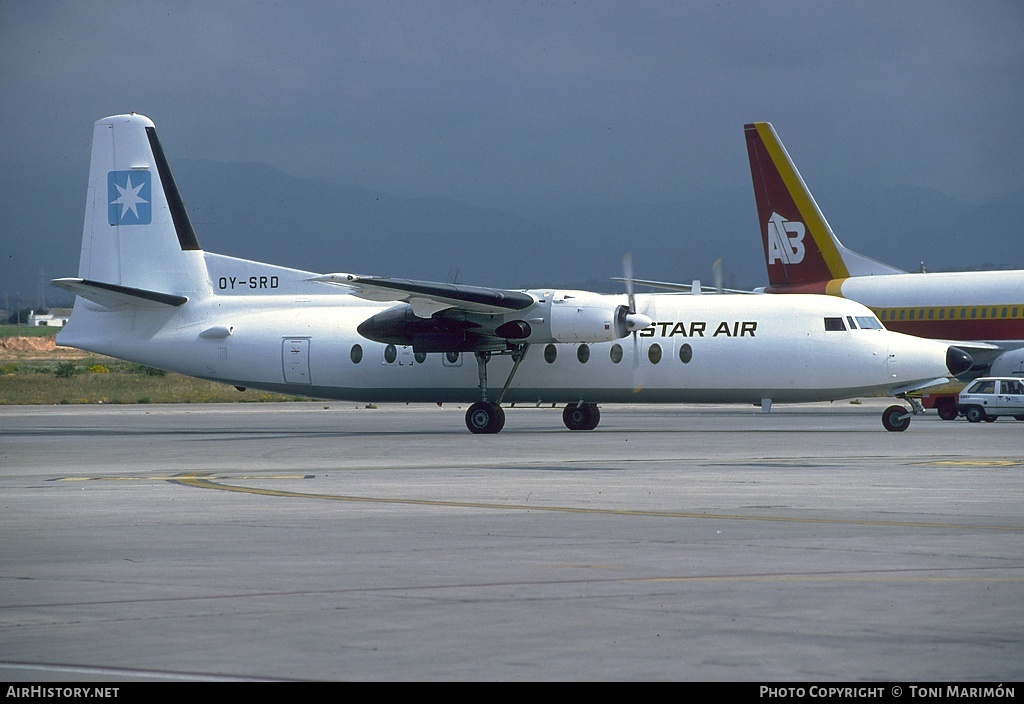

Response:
(622, 251), (645, 392)
(622, 251), (636, 313)
(712, 258), (724, 294)
(632, 325), (643, 393)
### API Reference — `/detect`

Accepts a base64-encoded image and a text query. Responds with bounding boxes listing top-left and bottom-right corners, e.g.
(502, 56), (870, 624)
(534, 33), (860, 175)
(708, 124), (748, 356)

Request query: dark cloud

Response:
(1, 1), (1022, 301)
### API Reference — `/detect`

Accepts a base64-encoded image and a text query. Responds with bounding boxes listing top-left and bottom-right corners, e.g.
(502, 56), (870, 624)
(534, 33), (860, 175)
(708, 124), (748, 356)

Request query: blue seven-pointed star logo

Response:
(108, 170), (152, 225)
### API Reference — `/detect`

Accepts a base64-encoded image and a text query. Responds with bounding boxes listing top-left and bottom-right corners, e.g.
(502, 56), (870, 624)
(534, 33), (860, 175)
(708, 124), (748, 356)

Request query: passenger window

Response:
(824, 317), (846, 331)
(648, 343), (662, 364)
(544, 344), (557, 364)
(577, 344), (590, 363)
(350, 344), (363, 364)
(609, 343), (623, 364)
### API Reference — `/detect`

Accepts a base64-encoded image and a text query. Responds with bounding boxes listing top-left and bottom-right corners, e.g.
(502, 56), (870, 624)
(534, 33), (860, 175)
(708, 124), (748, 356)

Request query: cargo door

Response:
(282, 337), (312, 384)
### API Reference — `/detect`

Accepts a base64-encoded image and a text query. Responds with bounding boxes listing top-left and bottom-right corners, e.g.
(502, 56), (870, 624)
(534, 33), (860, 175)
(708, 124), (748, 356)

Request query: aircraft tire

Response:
(882, 405), (910, 432)
(965, 406), (986, 423)
(936, 399), (958, 421)
(466, 402), (505, 434)
(563, 403), (600, 431)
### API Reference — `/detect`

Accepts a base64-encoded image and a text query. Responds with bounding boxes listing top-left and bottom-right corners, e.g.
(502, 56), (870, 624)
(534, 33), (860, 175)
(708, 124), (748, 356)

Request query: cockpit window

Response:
(824, 317), (846, 331)
(846, 316), (858, 329)
(855, 316), (884, 330)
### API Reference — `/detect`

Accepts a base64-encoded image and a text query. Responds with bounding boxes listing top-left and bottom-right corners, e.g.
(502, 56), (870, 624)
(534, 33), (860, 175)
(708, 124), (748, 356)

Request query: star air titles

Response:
(638, 321), (757, 338)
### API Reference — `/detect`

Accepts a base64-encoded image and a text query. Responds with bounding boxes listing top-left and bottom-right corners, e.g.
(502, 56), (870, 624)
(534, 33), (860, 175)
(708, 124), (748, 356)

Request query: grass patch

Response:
(0, 325), (59, 338)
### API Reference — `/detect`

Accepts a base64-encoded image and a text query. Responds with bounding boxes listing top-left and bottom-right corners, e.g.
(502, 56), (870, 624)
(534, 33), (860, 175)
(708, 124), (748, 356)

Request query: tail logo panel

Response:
(107, 170), (152, 225)
(766, 212), (806, 265)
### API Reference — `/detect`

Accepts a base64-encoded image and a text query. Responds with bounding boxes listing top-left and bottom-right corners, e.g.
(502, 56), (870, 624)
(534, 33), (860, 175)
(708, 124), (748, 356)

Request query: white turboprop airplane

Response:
(53, 114), (972, 433)
(744, 121), (1024, 419)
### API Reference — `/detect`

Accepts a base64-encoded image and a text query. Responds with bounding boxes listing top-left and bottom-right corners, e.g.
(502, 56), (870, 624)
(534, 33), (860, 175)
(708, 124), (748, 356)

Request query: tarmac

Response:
(0, 399), (1021, 682)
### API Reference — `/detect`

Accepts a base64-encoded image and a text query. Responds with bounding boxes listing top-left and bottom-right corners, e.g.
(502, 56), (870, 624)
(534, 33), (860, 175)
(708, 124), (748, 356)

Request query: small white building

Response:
(27, 309), (71, 327)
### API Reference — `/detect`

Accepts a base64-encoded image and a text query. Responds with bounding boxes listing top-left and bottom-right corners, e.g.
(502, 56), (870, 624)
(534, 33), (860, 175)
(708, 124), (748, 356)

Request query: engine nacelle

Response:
(547, 294), (652, 344)
(989, 346), (1024, 377)
(356, 304), (497, 352)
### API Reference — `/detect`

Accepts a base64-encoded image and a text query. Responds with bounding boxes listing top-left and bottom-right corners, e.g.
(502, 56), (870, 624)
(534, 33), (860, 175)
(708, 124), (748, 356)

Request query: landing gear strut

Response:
(464, 345), (529, 434)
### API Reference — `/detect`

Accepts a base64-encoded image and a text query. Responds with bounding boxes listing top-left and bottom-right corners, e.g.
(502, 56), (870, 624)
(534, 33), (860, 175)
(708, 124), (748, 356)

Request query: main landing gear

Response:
(465, 346), (526, 435)
(465, 401), (505, 434)
(464, 345), (602, 433)
(562, 402), (601, 431)
(881, 394), (926, 432)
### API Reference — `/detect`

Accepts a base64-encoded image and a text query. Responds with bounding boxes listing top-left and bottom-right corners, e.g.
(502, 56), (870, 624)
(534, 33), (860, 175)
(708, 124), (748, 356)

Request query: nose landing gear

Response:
(882, 394), (926, 432)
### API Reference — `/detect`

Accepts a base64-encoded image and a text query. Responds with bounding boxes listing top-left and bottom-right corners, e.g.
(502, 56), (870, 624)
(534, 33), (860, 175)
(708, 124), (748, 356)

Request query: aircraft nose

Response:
(946, 346), (973, 376)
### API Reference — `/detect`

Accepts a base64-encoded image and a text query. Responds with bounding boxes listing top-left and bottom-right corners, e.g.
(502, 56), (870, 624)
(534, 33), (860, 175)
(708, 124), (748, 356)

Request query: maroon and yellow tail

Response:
(743, 122), (902, 293)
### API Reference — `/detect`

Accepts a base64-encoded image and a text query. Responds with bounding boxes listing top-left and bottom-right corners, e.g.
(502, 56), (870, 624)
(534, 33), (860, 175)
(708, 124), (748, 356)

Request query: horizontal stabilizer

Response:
(52, 278), (188, 308)
(311, 274), (535, 316)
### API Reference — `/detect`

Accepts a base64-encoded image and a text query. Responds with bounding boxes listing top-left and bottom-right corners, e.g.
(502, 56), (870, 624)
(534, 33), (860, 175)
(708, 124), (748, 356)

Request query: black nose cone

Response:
(946, 346), (973, 376)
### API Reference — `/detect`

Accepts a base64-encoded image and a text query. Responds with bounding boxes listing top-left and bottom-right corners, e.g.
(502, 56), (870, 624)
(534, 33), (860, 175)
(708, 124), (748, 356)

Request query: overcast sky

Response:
(2, 0), (1022, 287)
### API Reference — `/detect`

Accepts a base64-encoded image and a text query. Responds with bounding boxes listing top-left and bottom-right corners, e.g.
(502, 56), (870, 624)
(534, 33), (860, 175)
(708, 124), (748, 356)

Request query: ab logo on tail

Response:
(766, 211), (805, 265)
(108, 170), (152, 225)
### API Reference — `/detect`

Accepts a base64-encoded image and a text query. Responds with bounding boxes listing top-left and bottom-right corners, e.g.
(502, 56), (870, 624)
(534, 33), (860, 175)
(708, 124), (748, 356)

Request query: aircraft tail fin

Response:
(70, 113), (211, 301)
(743, 122), (903, 290)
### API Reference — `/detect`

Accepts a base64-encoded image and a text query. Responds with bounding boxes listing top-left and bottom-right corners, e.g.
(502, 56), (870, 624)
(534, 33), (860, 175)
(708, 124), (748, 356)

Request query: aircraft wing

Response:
(609, 277), (755, 294)
(310, 273), (536, 317)
(930, 340), (1003, 353)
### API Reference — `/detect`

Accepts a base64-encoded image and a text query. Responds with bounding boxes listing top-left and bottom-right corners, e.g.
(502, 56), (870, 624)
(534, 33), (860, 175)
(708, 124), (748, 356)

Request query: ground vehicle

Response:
(957, 377), (1024, 422)
(919, 382), (967, 420)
